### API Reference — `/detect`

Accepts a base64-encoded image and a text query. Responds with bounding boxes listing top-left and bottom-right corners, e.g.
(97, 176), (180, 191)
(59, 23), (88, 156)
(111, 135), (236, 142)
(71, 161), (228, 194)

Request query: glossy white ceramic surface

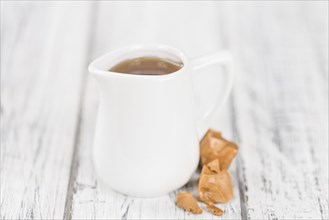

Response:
(89, 44), (233, 197)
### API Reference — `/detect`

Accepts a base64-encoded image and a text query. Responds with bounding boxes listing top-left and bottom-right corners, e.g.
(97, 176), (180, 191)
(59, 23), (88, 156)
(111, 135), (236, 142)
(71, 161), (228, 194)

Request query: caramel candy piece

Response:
(198, 160), (234, 204)
(206, 204), (224, 216)
(176, 192), (202, 214)
(200, 129), (238, 170)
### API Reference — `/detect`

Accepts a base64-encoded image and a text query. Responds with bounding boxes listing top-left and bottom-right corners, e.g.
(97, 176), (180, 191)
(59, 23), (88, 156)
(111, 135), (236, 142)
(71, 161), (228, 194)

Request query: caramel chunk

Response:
(176, 192), (202, 214)
(206, 204), (224, 216)
(200, 129), (238, 170)
(198, 159), (234, 204)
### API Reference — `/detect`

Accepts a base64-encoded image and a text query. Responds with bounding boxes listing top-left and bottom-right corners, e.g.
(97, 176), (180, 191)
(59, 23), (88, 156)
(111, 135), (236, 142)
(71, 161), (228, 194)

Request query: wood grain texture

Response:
(1, 2), (93, 219)
(219, 1), (328, 219)
(1, 1), (328, 220)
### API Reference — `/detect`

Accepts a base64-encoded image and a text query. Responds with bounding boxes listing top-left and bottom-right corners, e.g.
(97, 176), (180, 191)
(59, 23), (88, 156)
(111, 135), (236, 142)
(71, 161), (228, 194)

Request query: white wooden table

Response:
(1, 1), (328, 219)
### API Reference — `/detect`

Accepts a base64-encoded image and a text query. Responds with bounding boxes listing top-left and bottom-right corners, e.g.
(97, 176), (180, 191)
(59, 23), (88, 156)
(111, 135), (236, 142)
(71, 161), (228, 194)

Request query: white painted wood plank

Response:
(1, 2), (93, 219)
(70, 1), (242, 219)
(220, 1), (328, 219)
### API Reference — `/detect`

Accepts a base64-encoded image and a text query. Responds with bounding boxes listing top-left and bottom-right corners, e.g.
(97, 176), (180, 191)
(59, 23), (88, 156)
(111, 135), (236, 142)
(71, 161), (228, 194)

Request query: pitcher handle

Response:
(191, 51), (234, 140)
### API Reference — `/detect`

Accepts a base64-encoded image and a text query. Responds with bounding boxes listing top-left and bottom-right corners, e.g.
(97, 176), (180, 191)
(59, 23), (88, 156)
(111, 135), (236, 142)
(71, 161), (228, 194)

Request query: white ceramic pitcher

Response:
(89, 44), (234, 197)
